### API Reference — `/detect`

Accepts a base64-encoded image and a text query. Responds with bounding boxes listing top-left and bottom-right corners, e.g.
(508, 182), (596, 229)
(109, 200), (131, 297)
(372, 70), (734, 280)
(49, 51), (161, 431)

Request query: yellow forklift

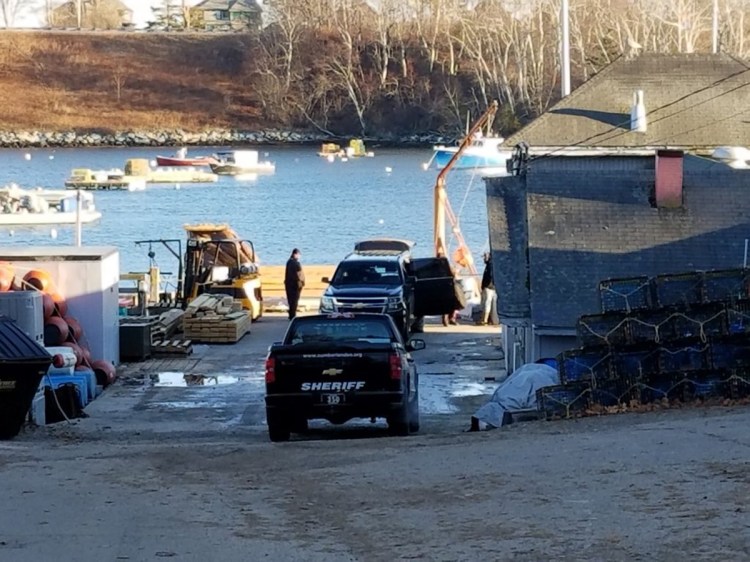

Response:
(183, 224), (263, 320)
(132, 224), (263, 320)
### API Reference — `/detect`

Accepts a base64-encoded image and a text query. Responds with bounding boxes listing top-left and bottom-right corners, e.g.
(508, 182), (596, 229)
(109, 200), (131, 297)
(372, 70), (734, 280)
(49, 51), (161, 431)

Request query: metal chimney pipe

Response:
(712, 0), (719, 54)
(561, 0), (571, 97)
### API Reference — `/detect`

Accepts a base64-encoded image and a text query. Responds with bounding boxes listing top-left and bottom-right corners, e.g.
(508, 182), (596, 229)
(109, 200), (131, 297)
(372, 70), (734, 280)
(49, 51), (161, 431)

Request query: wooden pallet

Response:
(152, 339), (193, 356)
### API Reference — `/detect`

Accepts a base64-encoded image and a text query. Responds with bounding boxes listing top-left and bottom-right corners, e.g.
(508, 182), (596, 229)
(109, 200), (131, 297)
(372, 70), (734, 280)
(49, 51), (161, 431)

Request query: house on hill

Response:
(194, 0), (262, 31)
(485, 53), (750, 371)
(50, 0), (133, 29)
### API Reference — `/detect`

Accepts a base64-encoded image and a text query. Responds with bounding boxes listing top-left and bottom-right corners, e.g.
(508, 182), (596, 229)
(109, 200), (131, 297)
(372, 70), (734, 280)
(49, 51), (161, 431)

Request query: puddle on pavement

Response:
(153, 371), (260, 387)
(419, 375), (497, 414)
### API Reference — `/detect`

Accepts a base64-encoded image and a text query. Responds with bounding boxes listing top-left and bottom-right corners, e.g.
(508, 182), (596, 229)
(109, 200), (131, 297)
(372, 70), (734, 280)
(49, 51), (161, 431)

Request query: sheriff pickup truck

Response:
(264, 313), (425, 442)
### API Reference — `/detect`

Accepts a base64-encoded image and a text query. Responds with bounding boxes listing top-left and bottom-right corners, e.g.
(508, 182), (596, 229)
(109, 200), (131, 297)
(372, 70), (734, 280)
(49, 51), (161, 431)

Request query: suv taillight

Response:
(389, 353), (402, 380)
(265, 357), (276, 383)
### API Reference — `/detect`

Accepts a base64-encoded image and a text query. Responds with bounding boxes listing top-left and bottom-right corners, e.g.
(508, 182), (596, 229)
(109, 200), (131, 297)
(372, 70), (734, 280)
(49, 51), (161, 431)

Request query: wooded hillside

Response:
(0, 0), (746, 137)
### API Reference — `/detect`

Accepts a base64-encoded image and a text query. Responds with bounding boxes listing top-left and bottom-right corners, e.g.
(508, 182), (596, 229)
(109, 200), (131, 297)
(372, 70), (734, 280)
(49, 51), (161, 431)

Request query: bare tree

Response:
(0, 0), (25, 28)
(112, 65), (126, 103)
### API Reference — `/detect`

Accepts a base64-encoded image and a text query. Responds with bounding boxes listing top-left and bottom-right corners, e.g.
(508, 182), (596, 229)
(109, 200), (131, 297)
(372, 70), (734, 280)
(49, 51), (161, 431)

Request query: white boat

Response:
(209, 150), (276, 176)
(0, 186), (102, 226)
(432, 133), (513, 171)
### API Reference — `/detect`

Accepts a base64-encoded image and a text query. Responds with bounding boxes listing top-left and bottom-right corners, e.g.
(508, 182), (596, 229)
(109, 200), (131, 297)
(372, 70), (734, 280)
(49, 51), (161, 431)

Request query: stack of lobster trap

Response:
(537, 268), (750, 420)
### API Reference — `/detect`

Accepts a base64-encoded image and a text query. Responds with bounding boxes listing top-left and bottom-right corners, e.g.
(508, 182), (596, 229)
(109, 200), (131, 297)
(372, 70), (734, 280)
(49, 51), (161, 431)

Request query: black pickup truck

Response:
(264, 313), (425, 442)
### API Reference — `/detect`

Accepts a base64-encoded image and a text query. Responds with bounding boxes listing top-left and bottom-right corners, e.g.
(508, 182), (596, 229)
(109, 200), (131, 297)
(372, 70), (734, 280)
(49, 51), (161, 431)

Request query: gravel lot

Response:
(1, 315), (748, 561)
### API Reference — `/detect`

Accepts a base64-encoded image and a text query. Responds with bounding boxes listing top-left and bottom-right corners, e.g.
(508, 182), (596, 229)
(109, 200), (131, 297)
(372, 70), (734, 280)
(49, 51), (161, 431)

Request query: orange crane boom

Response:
(433, 100), (499, 277)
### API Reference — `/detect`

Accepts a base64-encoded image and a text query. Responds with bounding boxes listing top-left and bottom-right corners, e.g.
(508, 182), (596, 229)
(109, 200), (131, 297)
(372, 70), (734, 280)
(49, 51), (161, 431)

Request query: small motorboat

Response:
(344, 139), (374, 158)
(432, 133), (513, 171)
(209, 150), (276, 176)
(0, 186), (102, 226)
(318, 143), (343, 158)
(156, 147), (217, 167)
(64, 168), (146, 191)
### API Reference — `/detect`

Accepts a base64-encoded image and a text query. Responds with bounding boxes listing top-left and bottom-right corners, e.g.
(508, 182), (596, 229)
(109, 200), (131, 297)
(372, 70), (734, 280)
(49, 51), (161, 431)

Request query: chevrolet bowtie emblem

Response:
(322, 368), (343, 376)
(352, 302), (366, 309)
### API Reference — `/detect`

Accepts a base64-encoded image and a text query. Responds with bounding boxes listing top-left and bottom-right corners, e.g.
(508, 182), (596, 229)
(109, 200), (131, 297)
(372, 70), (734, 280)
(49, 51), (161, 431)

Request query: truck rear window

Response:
(287, 317), (394, 345)
(331, 261), (401, 286)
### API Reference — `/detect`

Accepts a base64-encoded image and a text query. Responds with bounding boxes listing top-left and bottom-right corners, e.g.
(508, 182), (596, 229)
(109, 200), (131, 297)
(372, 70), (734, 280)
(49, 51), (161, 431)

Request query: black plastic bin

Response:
(0, 316), (52, 440)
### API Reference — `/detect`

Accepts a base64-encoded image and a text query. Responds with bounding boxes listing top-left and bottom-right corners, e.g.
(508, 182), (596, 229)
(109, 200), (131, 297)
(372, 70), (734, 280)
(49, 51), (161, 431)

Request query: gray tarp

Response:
(471, 363), (559, 429)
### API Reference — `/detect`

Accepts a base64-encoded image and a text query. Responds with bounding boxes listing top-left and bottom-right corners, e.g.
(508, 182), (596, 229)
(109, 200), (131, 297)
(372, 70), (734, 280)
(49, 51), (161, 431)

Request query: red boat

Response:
(155, 148), (216, 167)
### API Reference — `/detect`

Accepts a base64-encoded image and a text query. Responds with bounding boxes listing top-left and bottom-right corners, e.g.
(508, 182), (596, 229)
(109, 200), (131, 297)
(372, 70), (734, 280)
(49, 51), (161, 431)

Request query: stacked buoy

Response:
(0, 266), (120, 388)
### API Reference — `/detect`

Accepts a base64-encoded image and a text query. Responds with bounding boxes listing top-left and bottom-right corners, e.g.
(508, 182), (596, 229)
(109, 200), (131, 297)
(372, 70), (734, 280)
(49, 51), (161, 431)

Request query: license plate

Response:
(321, 393), (344, 405)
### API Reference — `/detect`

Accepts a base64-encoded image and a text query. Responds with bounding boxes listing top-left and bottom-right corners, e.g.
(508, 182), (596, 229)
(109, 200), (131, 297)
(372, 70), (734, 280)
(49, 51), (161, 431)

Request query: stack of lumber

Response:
(151, 309), (185, 342)
(183, 294), (250, 343)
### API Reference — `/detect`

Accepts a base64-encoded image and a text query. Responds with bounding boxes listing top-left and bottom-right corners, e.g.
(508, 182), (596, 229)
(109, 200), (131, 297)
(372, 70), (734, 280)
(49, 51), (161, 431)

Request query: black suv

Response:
(319, 239), (461, 337)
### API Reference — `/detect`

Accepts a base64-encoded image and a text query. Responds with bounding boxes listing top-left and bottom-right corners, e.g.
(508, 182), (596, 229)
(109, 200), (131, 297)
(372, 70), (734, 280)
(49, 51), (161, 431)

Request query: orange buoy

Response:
(23, 269), (54, 292)
(79, 345), (92, 366)
(64, 316), (83, 342)
(44, 317), (69, 346)
(42, 293), (56, 319)
(61, 342), (83, 365)
(50, 292), (68, 317)
(0, 262), (14, 292)
(91, 360), (116, 387)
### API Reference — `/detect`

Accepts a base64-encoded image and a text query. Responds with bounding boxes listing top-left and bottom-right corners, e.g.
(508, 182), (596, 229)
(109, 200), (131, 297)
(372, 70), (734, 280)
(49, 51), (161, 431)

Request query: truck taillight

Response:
(265, 357), (276, 383)
(389, 354), (402, 380)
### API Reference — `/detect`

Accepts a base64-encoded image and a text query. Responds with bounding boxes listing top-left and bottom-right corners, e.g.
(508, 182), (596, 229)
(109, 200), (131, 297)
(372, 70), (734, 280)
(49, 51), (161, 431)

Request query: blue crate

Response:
(710, 338), (750, 370)
(667, 304), (727, 341)
(654, 272), (704, 308)
(727, 301), (750, 335)
(589, 375), (639, 407)
(557, 349), (614, 384)
(612, 346), (660, 380)
(627, 309), (676, 344)
(677, 372), (727, 400)
(638, 372), (683, 403)
(599, 276), (653, 313)
(703, 269), (750, 304)
(45, 374), (89, 408)
(727, 369), (750, 398)
(577, 312), (630, 347)
(536, 384), (590, 420)
(658, 342), (710, 373)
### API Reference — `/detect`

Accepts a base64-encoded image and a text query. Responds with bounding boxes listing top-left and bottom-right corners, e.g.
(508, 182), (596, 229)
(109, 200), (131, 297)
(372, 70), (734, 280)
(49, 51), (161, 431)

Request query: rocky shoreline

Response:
(0, 129), (453, 148)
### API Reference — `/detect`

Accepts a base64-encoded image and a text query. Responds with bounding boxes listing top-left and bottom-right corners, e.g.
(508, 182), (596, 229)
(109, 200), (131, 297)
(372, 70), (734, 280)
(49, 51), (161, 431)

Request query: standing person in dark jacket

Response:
(479, 252), (498, 325)
(284, 248), (305, 320)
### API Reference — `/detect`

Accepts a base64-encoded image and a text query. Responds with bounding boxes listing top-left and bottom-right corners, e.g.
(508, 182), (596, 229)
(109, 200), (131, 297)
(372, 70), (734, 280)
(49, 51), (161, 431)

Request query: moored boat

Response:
(64, 168), (146, 191)
(209, 150), (276, 176)
(155, 147), (217, 167)
(0, 186), (102, 226)
(432, 133), (512, 171)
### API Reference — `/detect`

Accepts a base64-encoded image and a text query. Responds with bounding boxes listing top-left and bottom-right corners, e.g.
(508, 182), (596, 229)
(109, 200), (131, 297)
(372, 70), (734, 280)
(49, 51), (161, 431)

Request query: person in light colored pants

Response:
(481, 286), (498, 325)
(479, 252), (498, 325)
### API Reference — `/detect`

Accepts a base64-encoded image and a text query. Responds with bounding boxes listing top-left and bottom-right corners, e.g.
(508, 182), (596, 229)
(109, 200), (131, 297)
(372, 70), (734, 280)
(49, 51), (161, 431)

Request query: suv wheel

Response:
(267, 411), (291, 442)
(408, 390), (420, 433)
(387, 402), (410, 436)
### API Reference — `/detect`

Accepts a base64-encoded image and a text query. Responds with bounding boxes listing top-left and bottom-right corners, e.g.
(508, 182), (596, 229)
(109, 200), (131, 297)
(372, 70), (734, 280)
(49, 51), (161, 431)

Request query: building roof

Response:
(195, 0), (260, 12)
(503, 53), (750, 150)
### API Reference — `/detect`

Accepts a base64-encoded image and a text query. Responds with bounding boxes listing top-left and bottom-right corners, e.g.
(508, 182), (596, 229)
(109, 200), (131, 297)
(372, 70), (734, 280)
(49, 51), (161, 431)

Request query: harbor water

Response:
(0, 146), (490, 273)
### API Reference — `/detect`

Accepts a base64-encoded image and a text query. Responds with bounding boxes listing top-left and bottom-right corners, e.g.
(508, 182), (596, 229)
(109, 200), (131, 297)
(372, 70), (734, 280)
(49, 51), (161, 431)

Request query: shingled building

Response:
(486, 53), (750, 372)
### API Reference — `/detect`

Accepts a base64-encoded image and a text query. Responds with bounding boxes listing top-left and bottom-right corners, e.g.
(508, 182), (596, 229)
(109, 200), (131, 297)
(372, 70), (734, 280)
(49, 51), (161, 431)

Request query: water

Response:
(0, 146), (490, 273)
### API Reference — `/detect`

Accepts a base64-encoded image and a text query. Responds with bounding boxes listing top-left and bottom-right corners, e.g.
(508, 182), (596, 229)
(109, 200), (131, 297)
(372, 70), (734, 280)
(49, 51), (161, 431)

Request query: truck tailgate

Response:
(269, 344), (395, 394)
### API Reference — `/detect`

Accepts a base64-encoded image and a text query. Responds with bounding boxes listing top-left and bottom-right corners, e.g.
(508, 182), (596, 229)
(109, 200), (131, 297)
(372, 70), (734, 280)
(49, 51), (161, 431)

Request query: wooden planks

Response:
(152, 339), (193, 356)
(183, 294), (250, 343)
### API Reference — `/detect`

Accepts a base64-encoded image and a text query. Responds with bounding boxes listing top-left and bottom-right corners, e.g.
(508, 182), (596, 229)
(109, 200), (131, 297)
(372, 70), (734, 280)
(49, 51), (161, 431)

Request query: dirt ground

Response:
(1, 314), (749, 561)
